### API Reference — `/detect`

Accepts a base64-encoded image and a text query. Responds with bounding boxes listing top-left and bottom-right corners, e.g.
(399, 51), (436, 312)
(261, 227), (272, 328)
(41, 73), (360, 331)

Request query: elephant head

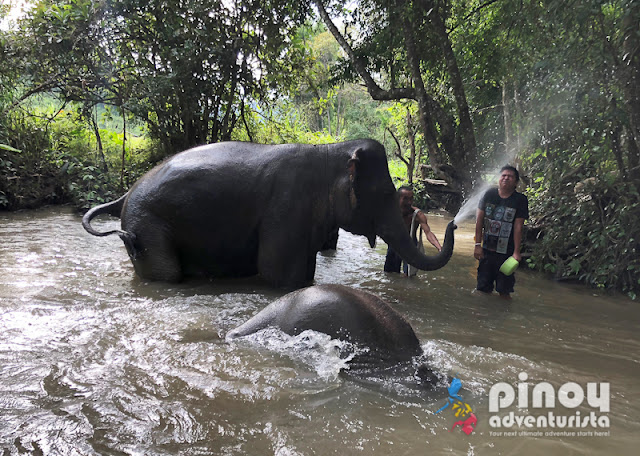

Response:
(336, 140), (455, 271)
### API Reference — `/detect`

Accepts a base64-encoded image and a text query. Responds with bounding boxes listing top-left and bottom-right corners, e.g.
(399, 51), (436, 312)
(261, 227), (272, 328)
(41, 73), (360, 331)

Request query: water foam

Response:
(235, 328), (366, 381)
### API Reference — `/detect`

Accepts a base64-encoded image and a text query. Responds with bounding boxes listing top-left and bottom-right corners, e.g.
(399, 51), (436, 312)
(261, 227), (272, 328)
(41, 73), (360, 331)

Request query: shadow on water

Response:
(0, 206), (638, 455)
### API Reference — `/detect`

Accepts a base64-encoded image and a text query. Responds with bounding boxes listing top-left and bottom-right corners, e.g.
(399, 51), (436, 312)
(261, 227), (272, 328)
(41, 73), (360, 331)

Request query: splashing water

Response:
(453, 180), (495, 225)
(230, 327), (364, 381)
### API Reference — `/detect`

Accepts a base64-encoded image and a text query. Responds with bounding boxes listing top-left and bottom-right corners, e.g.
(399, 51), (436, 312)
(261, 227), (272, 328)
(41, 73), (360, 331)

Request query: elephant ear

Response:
(346, 147), (376, 248)
(347, 148), (363, 209)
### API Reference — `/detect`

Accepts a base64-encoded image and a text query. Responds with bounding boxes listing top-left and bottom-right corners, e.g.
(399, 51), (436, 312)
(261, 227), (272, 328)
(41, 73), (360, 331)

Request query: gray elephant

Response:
(227, 284), (443, 385)
(82, 139), (455, 288)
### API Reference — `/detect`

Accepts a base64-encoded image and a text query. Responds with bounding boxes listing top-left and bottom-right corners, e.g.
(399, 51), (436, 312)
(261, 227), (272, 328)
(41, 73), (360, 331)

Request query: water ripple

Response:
(0, 207), (638, 455)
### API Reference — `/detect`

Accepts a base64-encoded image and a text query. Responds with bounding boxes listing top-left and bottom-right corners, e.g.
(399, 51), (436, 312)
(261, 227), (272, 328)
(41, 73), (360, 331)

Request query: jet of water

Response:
(453, 180), (495, 225)
(453, 143), (524, 225)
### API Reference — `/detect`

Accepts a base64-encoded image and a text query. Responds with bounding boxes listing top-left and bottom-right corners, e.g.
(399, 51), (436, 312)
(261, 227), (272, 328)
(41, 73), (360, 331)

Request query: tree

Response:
(489, 0), (640, 296)
(289, 24), (401, 151)
(313, 0), (480, 209)
(12, 0), (313, 155)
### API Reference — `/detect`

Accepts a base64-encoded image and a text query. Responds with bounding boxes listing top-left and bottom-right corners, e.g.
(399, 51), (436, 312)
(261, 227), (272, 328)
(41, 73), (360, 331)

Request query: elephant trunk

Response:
(379, 218), (456, 271)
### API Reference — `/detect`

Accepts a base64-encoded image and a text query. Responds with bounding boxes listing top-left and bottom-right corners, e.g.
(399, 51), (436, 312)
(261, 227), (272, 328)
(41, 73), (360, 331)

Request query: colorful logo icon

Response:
(451, 413), (478, 435)
(436, 377), (477, 435)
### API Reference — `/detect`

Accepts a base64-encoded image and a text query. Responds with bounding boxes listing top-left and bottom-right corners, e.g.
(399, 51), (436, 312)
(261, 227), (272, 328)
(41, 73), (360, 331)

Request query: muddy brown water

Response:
(1, 206), (638, 455)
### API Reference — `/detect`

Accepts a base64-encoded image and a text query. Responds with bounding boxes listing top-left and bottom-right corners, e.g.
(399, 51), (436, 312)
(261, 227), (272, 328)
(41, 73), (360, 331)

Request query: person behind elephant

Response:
(474, 165), (529, 298)
(384, 186), (442, 274)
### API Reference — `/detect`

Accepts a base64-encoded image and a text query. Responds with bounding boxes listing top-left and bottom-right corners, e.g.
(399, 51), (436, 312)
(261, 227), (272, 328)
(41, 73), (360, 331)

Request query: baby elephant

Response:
(228, 284), (442, 385)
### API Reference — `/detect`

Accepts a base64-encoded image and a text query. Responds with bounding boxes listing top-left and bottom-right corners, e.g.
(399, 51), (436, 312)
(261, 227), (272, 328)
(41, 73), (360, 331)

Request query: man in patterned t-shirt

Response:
(474, 166), (529, 298)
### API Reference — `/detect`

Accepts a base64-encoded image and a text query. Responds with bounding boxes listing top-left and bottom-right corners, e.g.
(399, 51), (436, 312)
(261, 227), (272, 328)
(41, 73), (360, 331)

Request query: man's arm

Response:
(512, 217), (525, 262)
(416, 211), (442, 251)
(474, 208), (485, 260)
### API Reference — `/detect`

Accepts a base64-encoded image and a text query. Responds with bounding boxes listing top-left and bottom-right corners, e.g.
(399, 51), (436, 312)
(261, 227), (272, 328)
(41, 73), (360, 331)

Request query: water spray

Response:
(452, 180), (495, 225)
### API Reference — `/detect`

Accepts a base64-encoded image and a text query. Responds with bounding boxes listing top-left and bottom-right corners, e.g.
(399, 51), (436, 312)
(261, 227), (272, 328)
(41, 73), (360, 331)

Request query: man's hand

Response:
(474, 245), (483, 260)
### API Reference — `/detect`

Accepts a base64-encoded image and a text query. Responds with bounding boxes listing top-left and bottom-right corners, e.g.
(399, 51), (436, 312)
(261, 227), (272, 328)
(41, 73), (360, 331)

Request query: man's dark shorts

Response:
(477, 250), (515, 294)
(384, 247), (403, 273)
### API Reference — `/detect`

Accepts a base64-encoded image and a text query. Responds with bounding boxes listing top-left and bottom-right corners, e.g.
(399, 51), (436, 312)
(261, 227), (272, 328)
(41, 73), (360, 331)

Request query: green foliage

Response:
(507, 0), (640, 298)
(0, 111), (63, 209)
(233, 100), (343, 145)
(387, 159), (407, 186)
(61, 160), (121, 209)
(0, 98), (156, 210)
(10, 0), (314, 156)
(524, 159), (640, 298)
(387, 159), (433, 209)
(292, 26), (386, 142)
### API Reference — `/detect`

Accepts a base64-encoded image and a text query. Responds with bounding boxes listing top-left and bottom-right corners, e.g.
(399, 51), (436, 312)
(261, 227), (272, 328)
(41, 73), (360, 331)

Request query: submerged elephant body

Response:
(228, 284), (440, 382)
(83, 140), (455, 288)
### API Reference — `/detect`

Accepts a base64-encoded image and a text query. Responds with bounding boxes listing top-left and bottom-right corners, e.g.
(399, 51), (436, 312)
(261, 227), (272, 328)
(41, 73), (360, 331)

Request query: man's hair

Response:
(500, 165), (520, 182)
(397, 185), (413, 194)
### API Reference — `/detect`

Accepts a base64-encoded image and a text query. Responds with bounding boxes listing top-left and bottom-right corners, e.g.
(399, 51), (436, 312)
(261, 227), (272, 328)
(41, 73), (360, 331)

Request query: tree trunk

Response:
(420, 0), (478, 192)
(397, 0), (445, 184)
(514, 84), (522, 154)
(120, 106), (127, 191)
(90, 110), (107, 173)
(221, 77), (238, 141)
(327, 99), (332, 136)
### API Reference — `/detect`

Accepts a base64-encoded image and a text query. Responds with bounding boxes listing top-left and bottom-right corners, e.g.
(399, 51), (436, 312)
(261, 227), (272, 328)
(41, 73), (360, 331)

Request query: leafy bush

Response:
(0, 112), (64, 209)
(524, 150), (640, 299)
(0, 106), (156, 211)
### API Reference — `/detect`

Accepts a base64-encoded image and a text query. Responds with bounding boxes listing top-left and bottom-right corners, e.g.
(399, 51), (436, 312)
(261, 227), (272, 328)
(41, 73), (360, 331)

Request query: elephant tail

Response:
(82, 194), (139, 260)
(82, 194), (129, 238)
(83, 195), (138, 258)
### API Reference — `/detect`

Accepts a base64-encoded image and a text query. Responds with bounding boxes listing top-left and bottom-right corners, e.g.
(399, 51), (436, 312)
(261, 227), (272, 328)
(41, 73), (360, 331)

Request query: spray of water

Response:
(453, 180), (495, 225)
(453, 150), (523, 225)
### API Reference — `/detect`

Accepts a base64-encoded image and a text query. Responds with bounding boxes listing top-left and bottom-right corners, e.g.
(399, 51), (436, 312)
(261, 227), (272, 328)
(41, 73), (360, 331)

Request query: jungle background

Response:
(1, 0), (639, 298)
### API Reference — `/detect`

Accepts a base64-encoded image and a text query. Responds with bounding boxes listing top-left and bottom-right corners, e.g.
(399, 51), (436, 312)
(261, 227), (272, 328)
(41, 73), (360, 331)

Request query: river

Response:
(1, 206), (638, 455)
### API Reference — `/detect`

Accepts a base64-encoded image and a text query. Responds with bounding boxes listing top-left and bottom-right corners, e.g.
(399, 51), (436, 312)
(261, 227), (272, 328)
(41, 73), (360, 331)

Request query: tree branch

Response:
(241, 100), (254, 143)
(1, 76), (62, 116)
(312, 0), (416, 101)
(386, 127), (408, 165)
(449, 0), (502, 34)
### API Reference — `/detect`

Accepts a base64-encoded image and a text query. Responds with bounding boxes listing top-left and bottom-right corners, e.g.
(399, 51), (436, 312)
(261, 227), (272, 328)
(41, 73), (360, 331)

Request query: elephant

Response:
(82, 139), (456, 288)
(227, 284), (444, 385)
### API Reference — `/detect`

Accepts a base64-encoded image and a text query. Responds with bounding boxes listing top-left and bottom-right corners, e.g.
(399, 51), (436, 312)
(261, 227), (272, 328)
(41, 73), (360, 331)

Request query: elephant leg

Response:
(129, 224), (183, 282)
(257, 231), (312, 288)
(305, 253), (317, 282)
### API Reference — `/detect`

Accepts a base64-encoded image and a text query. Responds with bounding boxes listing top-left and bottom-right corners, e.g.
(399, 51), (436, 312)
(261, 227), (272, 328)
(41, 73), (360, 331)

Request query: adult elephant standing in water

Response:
(82, 139), (456, 288)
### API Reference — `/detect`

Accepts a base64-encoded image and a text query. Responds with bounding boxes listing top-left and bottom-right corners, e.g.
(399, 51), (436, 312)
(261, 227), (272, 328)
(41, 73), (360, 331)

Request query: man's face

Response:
(499, 170), (517, 192)
(398, 190), (414, 215)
